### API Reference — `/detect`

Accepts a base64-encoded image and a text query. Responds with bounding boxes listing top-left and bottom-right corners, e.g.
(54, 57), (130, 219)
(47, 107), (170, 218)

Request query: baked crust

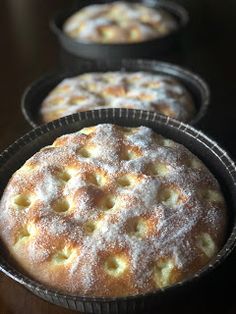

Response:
(0, 124), (227, 296)
(63, 2), (177, 43)
(40, 72), (195, 123)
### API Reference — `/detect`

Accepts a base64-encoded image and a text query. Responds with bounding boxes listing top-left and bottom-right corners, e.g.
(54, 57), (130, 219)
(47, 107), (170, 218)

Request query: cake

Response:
(40, 71), (195, 123)
(63, 2), (177, 44)
(0, 124), (227, 297)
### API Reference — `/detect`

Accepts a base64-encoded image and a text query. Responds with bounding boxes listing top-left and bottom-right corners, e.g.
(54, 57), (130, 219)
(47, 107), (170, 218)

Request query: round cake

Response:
(40, 71), (195, 123)
(63, 2), (177, 44)
(0, 124), (227, 297)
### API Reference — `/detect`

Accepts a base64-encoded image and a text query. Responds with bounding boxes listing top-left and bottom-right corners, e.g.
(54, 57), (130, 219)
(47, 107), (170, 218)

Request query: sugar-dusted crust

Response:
(40, 72), (195, 123)
(0, 124), (227, 297)
(63, 1), (177, 43)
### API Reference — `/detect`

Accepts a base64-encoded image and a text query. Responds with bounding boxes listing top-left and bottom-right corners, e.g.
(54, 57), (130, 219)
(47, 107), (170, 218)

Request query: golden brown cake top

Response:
(40, 71), (195, 123)
(63, 1), (177, 43)
(0, 124), (227, 297)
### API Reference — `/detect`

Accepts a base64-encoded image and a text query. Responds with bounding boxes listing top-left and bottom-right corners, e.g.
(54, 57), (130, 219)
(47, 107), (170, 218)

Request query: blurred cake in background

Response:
(63, 2), (177, 43)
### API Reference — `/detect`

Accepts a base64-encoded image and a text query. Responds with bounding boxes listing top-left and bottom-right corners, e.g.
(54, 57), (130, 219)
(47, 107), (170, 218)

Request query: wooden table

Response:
(0, 1), (236, 313)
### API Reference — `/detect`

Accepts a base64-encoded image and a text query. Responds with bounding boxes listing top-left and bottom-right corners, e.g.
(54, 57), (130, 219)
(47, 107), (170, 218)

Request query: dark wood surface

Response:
(0, 1), (236, 313)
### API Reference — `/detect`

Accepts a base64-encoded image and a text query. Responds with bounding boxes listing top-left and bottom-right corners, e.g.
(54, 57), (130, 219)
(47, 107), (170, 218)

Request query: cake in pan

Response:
(63, 1), (177, 44)
(0, 124), (227, 297)
(40, 72), (195, 123)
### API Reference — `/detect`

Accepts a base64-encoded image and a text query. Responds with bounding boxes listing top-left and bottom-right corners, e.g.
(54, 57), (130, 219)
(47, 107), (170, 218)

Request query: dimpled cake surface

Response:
(40, 71), (195, 123)
(0, 124), (227, 297)
(63, 1), (177, 43)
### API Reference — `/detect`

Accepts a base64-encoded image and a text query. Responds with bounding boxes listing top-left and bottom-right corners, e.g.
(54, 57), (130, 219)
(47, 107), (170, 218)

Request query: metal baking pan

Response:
(0, 108), (235, 313)
(50, 0), (189, 60)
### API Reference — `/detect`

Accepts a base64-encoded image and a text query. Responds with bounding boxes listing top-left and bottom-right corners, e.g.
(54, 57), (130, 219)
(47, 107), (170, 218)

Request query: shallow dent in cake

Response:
(84, 220), (101, 235)
(126, 217), (148, 238)
(117, 174), (137, 188)
(199, 189), (224, 204)
(162, 138), (176, 148)
(197, 233), (216, 258)
(104, 255), (128, 277)
(158, 186), (186, 207)
(86, 172), (106, 187)
(77, 147), (92, 158)
(100, 195), (116, 211)
(52, 246), (77, 265)
(56, 167), (78, 184)
(53, 199), (70, 213)
(13, 194), (32, 209)
(121, 148), (141, 161)
(147, 161), (170, 177)
(14, 223), (37, 247)
(185, 157), (202, 170)
(153, 259), (175, 288)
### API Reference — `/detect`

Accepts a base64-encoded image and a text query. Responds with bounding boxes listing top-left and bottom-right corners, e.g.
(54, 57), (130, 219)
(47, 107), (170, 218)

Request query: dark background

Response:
(0, 1), (236, 313)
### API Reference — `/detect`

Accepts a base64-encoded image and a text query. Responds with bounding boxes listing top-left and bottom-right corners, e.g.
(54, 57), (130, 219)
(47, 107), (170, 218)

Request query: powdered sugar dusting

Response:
(36, 171), (60, 203)
(40, 71), (195, 124)
(0, 124), (227, 297)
